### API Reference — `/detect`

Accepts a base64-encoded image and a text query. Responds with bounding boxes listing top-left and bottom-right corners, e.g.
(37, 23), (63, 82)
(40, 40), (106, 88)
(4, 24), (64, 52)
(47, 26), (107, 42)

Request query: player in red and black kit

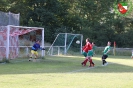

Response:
(81, 38), (95, 67)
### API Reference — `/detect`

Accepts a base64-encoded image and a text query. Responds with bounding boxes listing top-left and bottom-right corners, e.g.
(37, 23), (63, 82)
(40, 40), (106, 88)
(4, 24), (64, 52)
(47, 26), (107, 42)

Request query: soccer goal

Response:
(47, 33), (83, 56)
(0, 25), (45, 60)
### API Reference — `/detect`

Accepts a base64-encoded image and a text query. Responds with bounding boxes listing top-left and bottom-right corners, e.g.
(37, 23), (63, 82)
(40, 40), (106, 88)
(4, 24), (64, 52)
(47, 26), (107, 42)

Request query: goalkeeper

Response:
(29, 40), (45, 61)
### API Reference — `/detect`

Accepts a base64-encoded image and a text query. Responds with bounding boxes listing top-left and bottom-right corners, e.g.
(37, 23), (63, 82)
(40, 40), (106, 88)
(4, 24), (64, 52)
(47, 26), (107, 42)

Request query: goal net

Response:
(47, 33), (83, 56)
(0, 11), (20, 26)
(0, 25), (44, 60)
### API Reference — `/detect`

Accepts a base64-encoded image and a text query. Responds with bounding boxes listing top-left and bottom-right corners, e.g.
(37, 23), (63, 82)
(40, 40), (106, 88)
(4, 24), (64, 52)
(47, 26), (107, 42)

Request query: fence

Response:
(1, 46), (132, 59)
(18, 46), (64, 57)
(96, 47), (133, 56)
(17, 46), (133, 58)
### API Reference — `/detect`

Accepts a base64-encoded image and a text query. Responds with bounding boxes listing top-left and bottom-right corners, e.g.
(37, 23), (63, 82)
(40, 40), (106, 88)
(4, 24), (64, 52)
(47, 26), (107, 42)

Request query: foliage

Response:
(0, 0), (133, 47)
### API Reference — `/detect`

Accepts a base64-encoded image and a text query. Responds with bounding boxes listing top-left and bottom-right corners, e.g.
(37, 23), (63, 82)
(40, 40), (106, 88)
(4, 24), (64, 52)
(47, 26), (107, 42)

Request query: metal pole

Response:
(6, 25), (10, 59)
(18, 13), (20, 26)
(58, 46), (60, 55)
(52, 47), (53, 55)
(47, 34), (60, 55)
(80, 34), (83, 54)
(41, 28), (45, 57)
(64, 33), (67, 55)
(26, 47), (29, 56)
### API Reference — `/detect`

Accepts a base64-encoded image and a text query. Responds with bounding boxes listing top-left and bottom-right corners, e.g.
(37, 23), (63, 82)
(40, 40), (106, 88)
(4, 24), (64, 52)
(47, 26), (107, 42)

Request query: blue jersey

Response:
(32, 43), (41, 51)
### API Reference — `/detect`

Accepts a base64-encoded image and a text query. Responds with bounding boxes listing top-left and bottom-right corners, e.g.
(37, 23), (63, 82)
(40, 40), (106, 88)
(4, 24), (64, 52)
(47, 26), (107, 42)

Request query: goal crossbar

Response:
(0, 25), (45, 59)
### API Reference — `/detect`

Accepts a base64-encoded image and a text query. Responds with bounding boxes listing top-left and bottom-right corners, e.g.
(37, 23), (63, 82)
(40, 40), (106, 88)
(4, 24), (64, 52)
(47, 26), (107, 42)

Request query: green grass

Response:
(0, 55), (133, 88)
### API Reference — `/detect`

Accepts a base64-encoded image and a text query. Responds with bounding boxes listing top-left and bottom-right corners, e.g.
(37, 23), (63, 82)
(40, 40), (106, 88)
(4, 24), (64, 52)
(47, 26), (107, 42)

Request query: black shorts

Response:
(102, 55), (108, 60)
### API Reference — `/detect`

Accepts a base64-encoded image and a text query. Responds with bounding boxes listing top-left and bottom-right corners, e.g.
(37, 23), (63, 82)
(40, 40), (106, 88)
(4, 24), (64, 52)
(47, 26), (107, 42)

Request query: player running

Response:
(81, 38), (95, 67)
(29, 40), (45, 61)
(101, 41), (111, 66)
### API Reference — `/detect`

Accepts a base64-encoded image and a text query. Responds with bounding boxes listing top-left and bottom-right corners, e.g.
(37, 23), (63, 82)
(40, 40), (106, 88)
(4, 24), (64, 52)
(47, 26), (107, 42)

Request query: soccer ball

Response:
(76, 40), (80, 44)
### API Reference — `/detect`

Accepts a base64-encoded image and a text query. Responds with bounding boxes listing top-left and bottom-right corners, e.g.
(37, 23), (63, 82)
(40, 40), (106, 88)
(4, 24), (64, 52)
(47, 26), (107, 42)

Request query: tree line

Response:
(0, 0), (133, 47)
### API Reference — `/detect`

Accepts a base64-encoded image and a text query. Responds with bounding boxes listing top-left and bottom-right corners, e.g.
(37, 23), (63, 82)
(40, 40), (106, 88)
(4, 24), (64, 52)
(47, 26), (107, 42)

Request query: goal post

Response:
(6, 25), (10, 59)
(47, 33), (83, 56)
(0, 25), (45, 60)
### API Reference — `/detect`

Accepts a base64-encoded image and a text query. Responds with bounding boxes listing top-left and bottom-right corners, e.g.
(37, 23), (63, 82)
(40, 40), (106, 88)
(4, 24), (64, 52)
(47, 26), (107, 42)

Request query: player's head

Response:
(36, 40), (40, 44)
(107, 41), (111, 46)
(86, 38), (90, 42)
(92, 42), (95, 45)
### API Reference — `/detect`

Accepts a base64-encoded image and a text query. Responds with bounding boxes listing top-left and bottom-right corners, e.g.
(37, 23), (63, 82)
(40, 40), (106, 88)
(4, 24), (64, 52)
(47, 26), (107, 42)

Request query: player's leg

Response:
(84, 51), (91, 66)
(81, 58), (88, 66)
(34, 51), (39, 59)
(88, 50), (95, 67)
(81, 52), (88, 66)
(102, 55), (108, 66)
(102, 55), (105, 65)
(88, 57), (95, 67)
(91, 50), (95, 66)
(32, 51), (38, 62)
(104, 55), (108, 66)
(89, 58), (95, 67)
(84, 50), (93, 66)
(88, 57), (93, 67)
(82, 57), (88, 66)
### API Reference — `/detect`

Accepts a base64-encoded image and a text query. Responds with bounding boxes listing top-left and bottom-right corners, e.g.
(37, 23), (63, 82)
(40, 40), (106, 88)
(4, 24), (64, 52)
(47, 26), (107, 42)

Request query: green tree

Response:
(25, 0), (70, 43)
(0, 0), (8, 11)
(1, 0), (133, 47)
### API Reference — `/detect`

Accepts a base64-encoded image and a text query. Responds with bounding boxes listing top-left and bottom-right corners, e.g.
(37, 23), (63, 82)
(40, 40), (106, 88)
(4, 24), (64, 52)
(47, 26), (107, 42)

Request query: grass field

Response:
(0, 55), (133, 88)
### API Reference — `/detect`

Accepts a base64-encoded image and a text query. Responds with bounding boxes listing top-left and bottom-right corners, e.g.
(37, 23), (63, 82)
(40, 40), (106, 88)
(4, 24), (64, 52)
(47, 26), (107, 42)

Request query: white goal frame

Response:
(47, 33), (83, 55)
(5, 25), (45, 59)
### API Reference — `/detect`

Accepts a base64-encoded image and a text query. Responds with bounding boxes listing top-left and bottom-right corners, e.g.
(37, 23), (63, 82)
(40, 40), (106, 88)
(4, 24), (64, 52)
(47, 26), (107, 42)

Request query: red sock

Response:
(84, 59), (88, 66)
(89, 59), (92, 66)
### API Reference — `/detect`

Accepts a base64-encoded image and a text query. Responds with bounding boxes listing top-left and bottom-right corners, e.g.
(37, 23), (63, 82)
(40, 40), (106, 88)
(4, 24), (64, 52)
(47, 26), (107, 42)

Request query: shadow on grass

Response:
(0, 55), (133, 74)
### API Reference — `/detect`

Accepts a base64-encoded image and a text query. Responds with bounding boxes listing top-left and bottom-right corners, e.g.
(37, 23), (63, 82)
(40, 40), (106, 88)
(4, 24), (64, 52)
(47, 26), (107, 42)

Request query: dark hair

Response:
(86, 38), (90, 41)
(36, 40), (40, 43)
(92, 42), (95, 44)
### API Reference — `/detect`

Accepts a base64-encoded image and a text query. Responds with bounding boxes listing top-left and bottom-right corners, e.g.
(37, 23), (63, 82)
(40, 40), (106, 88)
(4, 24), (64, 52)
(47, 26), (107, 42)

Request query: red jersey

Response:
(82, 42), (92, 53)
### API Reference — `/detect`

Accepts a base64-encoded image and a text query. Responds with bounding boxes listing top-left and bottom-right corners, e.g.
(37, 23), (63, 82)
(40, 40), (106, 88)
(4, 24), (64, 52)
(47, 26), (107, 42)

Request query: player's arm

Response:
(40, 47), (45, 50)
(38, 45), (45, 50)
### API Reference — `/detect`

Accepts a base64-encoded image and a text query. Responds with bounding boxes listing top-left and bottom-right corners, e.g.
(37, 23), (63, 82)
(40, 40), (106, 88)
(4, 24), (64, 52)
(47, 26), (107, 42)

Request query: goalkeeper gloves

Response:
(41, 48), (45, 50)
